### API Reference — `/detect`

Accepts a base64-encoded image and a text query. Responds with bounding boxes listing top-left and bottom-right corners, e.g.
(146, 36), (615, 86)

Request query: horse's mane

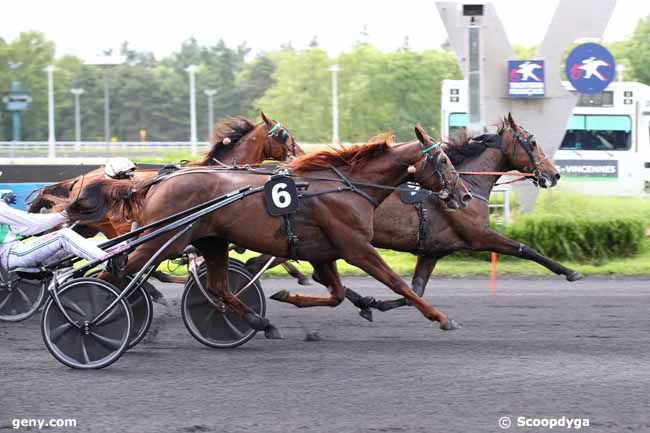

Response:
(287, 133), (394, 172)
(443, 117), (511, 165)
(27, 178), (78, 212)
(189, 116), (256, 166)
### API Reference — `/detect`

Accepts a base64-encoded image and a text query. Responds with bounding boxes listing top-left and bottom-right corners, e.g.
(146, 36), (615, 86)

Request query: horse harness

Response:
(130, 148), (449, 260)
(266, 122), (299, 161)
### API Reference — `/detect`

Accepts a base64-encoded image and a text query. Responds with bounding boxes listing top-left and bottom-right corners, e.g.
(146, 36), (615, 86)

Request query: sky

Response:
(1, 0), (648, 60)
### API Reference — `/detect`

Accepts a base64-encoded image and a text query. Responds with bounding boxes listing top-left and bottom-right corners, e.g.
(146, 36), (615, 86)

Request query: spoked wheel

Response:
(228, 257), (246, 269)
(124, 283), (153, 349)
(0, 268), (47, 322)
(41, 278), (133, 369)
(182, 262), (265, 349)
(85, 270), (154, 349)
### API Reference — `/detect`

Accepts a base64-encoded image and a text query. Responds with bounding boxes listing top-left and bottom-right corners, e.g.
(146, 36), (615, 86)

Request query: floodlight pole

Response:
(86, 54), (125, 151)
(70, 88), (84, 149)
(329, 64), (341, 144)
(102, 70), (111, 145)
(204, 89), (217, 137)
(186, 64), (198, 156)
(45, 65), (56, 159)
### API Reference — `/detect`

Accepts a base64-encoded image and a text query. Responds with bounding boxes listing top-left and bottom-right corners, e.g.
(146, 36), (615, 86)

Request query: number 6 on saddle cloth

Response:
(264, 175), (299, 216)
(263, 175), (300, 259)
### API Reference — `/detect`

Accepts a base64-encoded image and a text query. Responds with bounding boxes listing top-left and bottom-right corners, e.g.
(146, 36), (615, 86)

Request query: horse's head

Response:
(413, 125), (472, 209)
(260, 112), (305, 161)
(498, 113), (560, 188)
(27, 180), (77, 213)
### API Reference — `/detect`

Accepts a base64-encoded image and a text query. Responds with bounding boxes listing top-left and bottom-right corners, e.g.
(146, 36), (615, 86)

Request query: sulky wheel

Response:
(0, 268), (47, 322)
(182, 262), (265, 349)
(85, 270), (154, 350)
(124, 283), (153, 349)
(41, 278), (133, 369)
(228, 257), (246, 269)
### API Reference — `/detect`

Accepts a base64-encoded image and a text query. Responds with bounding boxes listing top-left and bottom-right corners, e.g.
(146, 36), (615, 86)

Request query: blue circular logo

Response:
(565, 43), (615, 94)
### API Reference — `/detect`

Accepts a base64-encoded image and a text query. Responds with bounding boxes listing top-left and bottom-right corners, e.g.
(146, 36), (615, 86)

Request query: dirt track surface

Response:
(2, 276), (650, 433)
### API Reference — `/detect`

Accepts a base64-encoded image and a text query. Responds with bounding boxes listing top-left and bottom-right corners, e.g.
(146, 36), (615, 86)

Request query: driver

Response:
(104, 157), (136, 179)
(0, 196), (108, 272)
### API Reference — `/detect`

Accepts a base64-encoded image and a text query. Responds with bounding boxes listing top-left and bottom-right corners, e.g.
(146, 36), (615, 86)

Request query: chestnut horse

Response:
(67, 126), (471, 337)
(246, 114), (579, 320)
(29, 112), (302, 237)
(29, 113), (305, 283)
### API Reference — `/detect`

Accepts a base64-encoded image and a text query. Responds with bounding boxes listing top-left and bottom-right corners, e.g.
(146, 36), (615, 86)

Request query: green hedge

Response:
(504, 214), (645, 262)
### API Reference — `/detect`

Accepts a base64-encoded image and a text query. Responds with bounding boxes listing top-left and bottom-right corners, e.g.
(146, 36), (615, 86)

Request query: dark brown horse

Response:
(67, 126), (472, 337)
(246, 114), (579, 320)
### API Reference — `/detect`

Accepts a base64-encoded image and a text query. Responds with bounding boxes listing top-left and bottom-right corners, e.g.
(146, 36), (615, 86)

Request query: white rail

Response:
(488, 187), (511, 225)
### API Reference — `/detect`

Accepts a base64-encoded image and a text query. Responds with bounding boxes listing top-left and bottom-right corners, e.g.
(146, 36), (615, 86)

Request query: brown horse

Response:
(29, 112), (305, 283)
(29, 112), (302, 234)
(67, 126), (472, 337)
(250, 114), (577, 319)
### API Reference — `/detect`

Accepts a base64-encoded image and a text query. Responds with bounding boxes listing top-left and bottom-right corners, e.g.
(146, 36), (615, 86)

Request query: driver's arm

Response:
(0, 203), (67, 237)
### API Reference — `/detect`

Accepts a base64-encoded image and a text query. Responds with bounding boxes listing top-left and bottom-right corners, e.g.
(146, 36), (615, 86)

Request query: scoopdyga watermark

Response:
(499, 416), (590, 429)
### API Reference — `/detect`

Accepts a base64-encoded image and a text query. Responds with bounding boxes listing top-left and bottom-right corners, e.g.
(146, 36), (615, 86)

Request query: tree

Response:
(255, 47), (332, 142)
(625, 15), (650, 84)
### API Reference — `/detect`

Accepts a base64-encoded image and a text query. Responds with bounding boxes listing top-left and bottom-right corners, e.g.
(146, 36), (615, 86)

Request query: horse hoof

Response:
(359, 308), (374, 322)
(298, 277), (313, 286)
(440, 319), (462, 331)
(264, 325), (284, 340)
(270, 290), (290, 302)
(304, 331), (321, 341)
(566, 271), (584, 282)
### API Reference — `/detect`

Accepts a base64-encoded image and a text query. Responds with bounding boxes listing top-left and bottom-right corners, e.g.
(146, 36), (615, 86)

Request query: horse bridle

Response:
(474, 128), (548, 184)
(266, 122), (298, 161)
(408, 141), (459, 202)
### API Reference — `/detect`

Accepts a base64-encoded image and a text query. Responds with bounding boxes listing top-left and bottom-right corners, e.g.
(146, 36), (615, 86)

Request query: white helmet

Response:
(104, 157), (136, 179)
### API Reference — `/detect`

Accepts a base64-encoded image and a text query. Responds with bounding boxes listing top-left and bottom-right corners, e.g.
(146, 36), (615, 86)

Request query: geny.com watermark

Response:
(12, 419), (77, 430)
(499, 416), (590, 429)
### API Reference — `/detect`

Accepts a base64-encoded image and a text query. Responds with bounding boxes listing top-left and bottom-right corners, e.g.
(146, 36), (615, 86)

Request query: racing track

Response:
(2, 276), (650, 433)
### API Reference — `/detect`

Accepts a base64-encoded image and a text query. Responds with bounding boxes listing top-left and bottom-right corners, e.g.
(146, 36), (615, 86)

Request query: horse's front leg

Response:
(196, 238), (283, 339)
(343, 241), (460, 331)
(270, 261), (345, 308)
(471, 229), (583, 281)
(345, 255), (442, 321)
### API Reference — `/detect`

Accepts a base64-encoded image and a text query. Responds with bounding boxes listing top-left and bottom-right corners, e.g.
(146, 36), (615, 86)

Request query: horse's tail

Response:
(65, 178), (148, 223)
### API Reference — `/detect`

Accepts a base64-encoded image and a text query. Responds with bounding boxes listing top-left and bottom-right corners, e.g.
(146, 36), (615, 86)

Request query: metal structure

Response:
(2, 81), (31, 142)
(436, 0), (617, 210)
(0, 185), (267, 368)
(44, 65), (56, 158)
(70, 88), (85, 148)
(204, 89), (217, 137)
(186, 64), (198, 156)
(86, 54), (125, 147)
(329, 65), (341, 144)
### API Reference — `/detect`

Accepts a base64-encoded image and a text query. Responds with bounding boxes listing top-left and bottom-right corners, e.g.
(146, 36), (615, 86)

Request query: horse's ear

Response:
(260, 111), (274, 128)
(507, 112), (516, 128)
(414, 123), (428, 145)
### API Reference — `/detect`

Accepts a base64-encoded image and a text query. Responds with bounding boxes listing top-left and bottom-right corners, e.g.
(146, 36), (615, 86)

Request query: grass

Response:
(153, 236), (650, 279)
(142, 185), (650, 279)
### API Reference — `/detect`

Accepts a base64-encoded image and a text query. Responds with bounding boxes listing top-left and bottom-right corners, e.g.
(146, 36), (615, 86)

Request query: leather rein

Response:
(453, 128), (546, 186)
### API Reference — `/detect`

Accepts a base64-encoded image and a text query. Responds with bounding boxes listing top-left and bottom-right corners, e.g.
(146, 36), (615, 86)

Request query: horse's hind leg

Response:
(470, 229), (583, 281)
(270, 261), (345, 308)
(196, 238), (283, 339)
(245, 255), (311, 286)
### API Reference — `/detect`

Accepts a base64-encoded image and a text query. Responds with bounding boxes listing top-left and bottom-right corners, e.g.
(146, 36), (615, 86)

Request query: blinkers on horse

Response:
(266, 122), (298, 160)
